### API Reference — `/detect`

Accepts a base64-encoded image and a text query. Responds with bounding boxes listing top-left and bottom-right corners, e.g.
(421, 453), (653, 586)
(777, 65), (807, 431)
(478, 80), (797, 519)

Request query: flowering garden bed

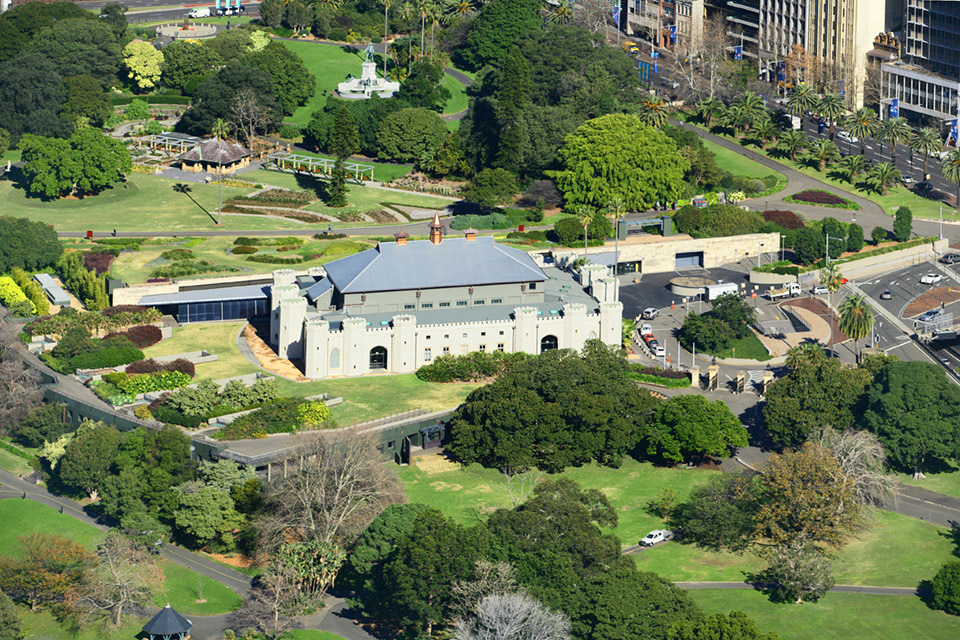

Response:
(784, 189), (860, 210)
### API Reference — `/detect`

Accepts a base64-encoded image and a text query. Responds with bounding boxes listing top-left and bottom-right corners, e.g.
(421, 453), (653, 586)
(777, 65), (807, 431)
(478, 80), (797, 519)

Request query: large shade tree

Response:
(549, 114), (689, 210)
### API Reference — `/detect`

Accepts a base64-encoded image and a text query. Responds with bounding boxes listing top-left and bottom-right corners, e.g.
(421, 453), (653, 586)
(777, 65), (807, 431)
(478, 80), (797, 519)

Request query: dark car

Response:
(880, 290), (893, 300)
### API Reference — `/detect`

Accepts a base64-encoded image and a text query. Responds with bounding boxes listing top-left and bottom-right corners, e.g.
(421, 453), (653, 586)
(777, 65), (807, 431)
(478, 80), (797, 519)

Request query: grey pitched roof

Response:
(304, 278), (333, 302)
(142, 605), (191, 636)
(323, 236), (548, 294)
(138, 284), (269, 306)
(180, 140), (251, 165)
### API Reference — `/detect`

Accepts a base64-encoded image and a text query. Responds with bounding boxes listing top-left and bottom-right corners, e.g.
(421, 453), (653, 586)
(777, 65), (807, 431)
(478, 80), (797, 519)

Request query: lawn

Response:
(19, 606), (145, 640)
(0, 500), (242, 615)
(110, 235), (376, 284)
(144, 322), (259, 381)
(688, 590), (960, 640)
(711, 333), (772, 361)
(700, 139), (785, 181)
(399, 459), (955, 587)
(0, 447), (33, 476)
(898, 461), (960, 500)
(0, 173), (307, 233)
(441, 72), (469, 115)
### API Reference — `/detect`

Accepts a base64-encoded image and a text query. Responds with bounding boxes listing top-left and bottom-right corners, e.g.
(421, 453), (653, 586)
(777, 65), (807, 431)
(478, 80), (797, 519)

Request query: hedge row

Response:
(126, 358), (195, 377)
(113, 370), (192, 395)
(245, 255), (305, 265)
(69, 347), (144, 371)
(753, 237), (937, 276)
(416, 351), (529, 383)
(626, 372), (692, 388)
(109, 95), (191, 106)
(0, 440), (35, 461)
(10, 268), (49, 316)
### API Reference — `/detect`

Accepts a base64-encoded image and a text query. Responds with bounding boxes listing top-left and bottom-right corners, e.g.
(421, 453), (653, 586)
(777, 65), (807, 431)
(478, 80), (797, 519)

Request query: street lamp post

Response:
(780, 234), (786, 262)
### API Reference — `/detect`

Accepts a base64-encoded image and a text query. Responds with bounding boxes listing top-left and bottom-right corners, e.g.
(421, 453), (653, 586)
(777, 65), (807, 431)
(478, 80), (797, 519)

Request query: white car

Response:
(921, 273), (944, 285)
(640, 530), (674, 546)
(187, 7), (211, 18)
(812, 285), (828, 295)
(641, 307), (659, 320)
(653, 344), (666, 358)
(837, 131), (859, 144)
(638, 323), (653, 336)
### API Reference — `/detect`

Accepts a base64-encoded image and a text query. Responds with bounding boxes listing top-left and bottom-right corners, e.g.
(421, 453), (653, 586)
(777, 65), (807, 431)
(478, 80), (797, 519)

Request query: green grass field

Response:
(398, 459), (954, 587)
(0, 173), (306, 233)
(0, 501), (242, 615)
(689, 590), (960, 640)
(710, 333), (772, 361)
(700, 139), (785, 181)
(110, 235), (375, 284)
(143, 322), (259, 381)
(898, 462), (960, 500)
(282, 631), (348, 640)
(19, 605), (145, 640)
(441, 72), (469, 115)
(0, 448), (33, 476)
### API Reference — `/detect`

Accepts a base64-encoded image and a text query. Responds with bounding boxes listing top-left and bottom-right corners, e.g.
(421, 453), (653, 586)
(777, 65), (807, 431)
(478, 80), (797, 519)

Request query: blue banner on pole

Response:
(651, 50), (659, 59)
(777, 61), (785, 82)
(611, 5), (619, 21)
(653, 61), (658, 74)
(670, 24), (677, 44)
(638, 61), (650, 82)
(734, 46), (742, 61)
(890, 98), (899, 119)
(952, 119), (958, 143)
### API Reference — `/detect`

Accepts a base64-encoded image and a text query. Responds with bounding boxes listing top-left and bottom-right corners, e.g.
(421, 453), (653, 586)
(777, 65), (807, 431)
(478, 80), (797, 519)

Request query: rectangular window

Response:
(491, 298), (503, 304)
(442, 346), (450, 355)
(456, 300), (468, 307)
(426, 335), (431, 340)
(421, 303), (433, 309)
(403, 304), (415, 310)
(529, 283), (537, 290)
(481, 331), (486, 336)
(444, 334), (449, 339)
(497, 343), (505, 351)
(387, 441), (396, 449)
(424, 348), (432, 361)
(462, 333), (468, 338)
(474, 299), (485, 306)
(499, 330), (504, 335)
(439, 302), (450, 308)
(479, 344), (486, 352)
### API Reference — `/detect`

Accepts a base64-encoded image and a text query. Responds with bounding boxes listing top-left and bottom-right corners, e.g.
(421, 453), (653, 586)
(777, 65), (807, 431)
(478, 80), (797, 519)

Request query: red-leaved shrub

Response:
(790, 190), (847, 206)
(123, 325), (163, 348)
(126, 358), (162, 374)
(163, 358), (196, 377)
(762, 210), (805, 230)
(102, 305), (148, 317)
(84, 252), (116, 274)
(127, 357), (195, 377)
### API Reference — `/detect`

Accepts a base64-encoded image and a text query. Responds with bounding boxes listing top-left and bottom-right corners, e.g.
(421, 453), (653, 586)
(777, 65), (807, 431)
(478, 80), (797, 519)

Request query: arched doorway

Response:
(369, 346), (388, 370)
(540, 335), (558, 353)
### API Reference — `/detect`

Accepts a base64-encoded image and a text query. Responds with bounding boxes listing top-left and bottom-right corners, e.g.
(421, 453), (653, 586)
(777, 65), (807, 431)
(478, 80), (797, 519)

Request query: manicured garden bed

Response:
(785, 189), (861, 210)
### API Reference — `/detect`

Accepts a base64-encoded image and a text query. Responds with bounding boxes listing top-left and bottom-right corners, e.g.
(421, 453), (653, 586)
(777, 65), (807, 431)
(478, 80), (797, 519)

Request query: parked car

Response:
(187, 7), (211, 17)
(812, 285), (828, 295)
(902, 174), (914, 184)
(837, 131), (859, 144)
(940, 253), (960, 264)
(641, 307), (659, 320)
(921, 273), (944, 284)
(880, 290), (893, 300)
(642, 333), (656, 344)
(638, 323), (653, 336)
(640, 530), (674, 546)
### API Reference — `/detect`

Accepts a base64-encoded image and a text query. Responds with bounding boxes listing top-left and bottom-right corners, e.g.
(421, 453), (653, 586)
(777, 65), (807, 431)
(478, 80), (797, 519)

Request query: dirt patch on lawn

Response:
(903, 286), (960, 318)
(206, 552), (261, 570)
(241, 324), (309, 381)
(414, 453), (462, 475)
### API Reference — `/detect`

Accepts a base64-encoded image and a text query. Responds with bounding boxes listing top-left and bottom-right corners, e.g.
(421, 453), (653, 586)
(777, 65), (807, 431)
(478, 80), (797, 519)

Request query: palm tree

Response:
(607, 197), (627, 273)
(840, 154), (866, 183)
(724, 103), (749, 138)
(638, 97), (668, 127)
(838, 294), (875, 360)
(575, 205), (594, 265)
(940, 149), (960, 207)
(870, 162), (901, 196)
(817, 92), (845, 139)
(752, 118), (777, 150)
(878, 117), (912, 161)
(547, 0), (572, 24)
(416, 0), (431, 59)
(820, 262), (844, 308)
(807, 138), (840, 171)
(911, 127), (941, 180)
(211, 118), (230, 226)
(381, 0), (393, 79)
(784, 342), (826, 369)
(443, 0), (474, 19)
(776, 129), (808, 161)
(734, 92), (766, 132)
(786, 82), (818, 117)
(696, 98), (723, 128)
(844, 108), (879, 156)
(398, 1), (415, 74)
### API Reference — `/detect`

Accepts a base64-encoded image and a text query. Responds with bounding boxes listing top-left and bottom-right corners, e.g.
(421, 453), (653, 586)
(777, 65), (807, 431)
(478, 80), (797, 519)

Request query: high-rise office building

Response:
(882, 0), (960, 124)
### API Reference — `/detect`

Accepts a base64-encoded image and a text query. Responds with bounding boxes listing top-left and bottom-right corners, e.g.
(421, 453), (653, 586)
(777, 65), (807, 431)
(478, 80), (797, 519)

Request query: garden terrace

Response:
(266, 152), (375, 181)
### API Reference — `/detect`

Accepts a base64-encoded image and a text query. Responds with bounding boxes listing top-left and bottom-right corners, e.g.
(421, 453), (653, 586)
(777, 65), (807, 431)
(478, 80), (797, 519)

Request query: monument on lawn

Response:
(336, 42), (400, 99)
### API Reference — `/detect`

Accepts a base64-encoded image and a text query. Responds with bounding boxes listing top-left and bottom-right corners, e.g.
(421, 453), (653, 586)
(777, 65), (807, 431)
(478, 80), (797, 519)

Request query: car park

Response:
(641, 307), (659, 320)
(921, 273), (944, 284)
(880, 290), (893, 300)
(812, 285), (828, 295)
(640, 530), (674, 546)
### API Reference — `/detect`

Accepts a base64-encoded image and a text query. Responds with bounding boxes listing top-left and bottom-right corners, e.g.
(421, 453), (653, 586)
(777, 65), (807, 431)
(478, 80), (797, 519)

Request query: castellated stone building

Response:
(270, 218), (623, 379)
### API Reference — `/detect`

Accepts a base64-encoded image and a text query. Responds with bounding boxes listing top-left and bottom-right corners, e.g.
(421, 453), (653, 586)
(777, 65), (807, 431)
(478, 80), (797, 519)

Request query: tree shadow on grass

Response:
(172, 182), (216, 224)
(293, 172), (331, 201)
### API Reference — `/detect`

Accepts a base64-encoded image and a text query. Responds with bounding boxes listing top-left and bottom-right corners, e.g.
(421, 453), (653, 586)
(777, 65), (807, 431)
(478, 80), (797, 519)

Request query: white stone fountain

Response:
(336, 44), (400, 100)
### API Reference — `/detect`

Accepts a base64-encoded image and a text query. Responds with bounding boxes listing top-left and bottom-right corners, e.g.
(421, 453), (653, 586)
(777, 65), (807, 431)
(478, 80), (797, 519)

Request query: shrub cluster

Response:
(151, 378), (279, 428)
(416, 351), (529, 383)
(91, 380), (137, 407)
(103, 324), (162, 349)
(113, 370), (192, 395)
(69, 347), (144, 371)
(83, 252), (116, 274)
(504, 230), (548, 245)
(233, 236), (303, 246)
(57, 253), (109, 311)
(785, 189), (860, 210)
(27, 306), (161, 338)
(101, 305), (149, 318)
(245, 255), (305, 265)
(231, 246), (258, 255)
(160, 249), (194, 261)
(126, 358), (195, 377)
(214, 397), (335, 440)
(9, 268), (49, 316)
(150, 260), (239, 278)
(553, 214), (612, 246)
(762, 210), (805, 230)
(0, 276), (34, 316)
(674, 204), (765, 238)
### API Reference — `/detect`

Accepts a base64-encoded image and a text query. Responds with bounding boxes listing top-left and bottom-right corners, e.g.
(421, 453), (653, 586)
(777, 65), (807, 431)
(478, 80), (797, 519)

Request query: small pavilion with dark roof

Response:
(142, 603), (192, 640)
(179, 139), (253, 175)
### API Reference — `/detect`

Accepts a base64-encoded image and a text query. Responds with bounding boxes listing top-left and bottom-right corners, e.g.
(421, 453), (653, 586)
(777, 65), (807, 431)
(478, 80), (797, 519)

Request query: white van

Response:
(188, 7), (211, 18)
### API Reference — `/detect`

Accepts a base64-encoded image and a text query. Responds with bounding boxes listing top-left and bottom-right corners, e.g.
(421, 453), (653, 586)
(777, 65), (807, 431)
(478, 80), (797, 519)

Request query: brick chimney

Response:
(429, 211), (443, 245)
(395, 229), (408, 246)
(464, 227), (477, 242)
